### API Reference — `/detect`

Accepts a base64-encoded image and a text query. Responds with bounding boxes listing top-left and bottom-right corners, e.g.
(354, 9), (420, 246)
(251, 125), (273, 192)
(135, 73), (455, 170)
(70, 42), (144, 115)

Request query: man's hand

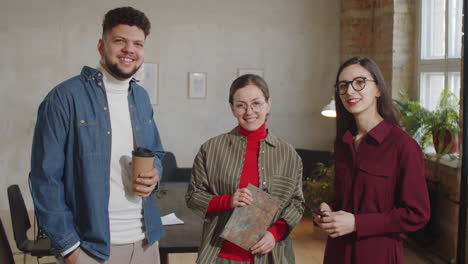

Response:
(250, 231), (275, 254)
(64, 248), (80, 264)
(134, 167), (160, 197)
(230, 188), (253, 208)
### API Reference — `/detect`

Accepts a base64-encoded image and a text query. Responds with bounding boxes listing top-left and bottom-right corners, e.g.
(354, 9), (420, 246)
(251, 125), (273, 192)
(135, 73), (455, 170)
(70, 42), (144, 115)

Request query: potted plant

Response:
(394, 87), (460, 157)
(426, 87), (460, 155)
(303, 162), (334, 209)
(393, 92), (433, 148)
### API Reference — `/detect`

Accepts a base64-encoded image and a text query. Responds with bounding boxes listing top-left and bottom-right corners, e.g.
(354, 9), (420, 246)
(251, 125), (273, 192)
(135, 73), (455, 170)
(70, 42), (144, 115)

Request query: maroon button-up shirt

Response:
(324, 120), (430, 264)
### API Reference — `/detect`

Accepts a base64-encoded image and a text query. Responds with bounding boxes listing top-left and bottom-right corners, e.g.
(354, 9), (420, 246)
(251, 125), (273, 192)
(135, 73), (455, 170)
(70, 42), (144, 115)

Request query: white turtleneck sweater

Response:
(97, 64), (145, 244)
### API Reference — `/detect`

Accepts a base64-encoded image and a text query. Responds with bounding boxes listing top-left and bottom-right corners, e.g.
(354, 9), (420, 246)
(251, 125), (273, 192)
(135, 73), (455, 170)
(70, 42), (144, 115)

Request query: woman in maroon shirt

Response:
(314, 57), (430, 264)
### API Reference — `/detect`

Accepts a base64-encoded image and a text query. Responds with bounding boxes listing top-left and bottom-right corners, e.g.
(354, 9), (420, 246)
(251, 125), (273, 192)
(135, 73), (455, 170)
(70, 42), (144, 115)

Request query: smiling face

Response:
(231, 84), (271, 131)
(98, 24), (145, 80)
(338, 64), (381, 119)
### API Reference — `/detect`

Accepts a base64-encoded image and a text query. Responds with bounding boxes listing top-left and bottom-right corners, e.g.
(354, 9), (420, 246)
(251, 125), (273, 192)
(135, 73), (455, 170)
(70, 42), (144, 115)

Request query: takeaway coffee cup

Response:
(132, 147), (155, 196)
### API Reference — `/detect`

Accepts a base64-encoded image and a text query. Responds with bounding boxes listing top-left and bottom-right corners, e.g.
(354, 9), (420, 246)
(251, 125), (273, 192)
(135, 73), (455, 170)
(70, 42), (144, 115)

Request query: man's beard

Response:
(104, 56), (141, 80)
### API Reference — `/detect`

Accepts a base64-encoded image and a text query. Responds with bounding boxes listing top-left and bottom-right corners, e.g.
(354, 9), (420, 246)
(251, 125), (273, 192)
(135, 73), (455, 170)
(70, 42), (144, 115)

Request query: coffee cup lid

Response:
(132, 147), (155, 157)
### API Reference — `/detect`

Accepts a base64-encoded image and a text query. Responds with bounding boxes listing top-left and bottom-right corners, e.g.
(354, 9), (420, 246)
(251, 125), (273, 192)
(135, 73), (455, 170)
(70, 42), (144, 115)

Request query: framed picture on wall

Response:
(188, 72), (207, 99)
(237, 68), (264, 78)
(135, 63), (158, 105)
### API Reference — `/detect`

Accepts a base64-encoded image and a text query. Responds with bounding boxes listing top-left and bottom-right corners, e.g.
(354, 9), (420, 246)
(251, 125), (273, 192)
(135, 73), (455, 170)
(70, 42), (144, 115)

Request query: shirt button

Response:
(261, 167), (264, 170)
(80, 120), (85, 124)
(107, 131), (111, 135)
(263, 182), (266, 185)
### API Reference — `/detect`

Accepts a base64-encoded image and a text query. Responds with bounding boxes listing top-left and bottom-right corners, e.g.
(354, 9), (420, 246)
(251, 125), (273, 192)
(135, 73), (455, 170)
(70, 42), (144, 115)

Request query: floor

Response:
(2, 212), (434, 264)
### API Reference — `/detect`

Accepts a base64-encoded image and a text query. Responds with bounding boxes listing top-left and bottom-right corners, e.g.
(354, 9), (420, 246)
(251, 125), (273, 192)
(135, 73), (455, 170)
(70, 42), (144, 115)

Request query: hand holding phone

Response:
(303, 203), (327, 217)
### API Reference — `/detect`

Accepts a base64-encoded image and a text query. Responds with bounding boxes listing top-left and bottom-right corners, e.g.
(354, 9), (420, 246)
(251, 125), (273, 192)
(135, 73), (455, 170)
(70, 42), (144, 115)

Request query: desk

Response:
(155, 182), (203, 264)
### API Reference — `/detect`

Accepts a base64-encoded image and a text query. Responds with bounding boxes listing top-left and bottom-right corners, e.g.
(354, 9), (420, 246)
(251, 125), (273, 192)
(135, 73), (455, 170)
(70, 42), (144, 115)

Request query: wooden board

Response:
(220, 184), (280, 251)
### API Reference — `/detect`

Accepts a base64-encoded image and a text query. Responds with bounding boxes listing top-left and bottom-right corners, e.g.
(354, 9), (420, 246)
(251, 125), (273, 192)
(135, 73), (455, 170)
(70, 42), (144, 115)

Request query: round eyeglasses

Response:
(335, 77), (376, 95)
(232, 100), (266, 113)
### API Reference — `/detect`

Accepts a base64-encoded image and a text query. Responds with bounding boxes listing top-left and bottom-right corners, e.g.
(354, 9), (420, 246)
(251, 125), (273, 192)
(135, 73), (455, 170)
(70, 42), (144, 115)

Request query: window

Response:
(418, 0), (462, 111)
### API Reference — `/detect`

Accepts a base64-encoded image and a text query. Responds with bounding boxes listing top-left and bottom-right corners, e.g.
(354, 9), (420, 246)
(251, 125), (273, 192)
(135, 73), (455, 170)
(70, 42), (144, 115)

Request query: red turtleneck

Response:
(206, 123), (288, 261)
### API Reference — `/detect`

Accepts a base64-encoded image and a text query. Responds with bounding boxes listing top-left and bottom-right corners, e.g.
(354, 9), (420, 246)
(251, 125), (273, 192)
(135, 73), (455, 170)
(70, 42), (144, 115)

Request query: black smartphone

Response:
(304, 203), (327, 217)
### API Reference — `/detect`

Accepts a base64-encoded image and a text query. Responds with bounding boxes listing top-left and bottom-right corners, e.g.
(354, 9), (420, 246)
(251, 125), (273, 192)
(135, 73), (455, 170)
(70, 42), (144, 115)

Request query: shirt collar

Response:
(342, 120), (394, 145)
(228, 126), (279, 147)
(367, 120), (393, 144)
(96, 63), (131, 93)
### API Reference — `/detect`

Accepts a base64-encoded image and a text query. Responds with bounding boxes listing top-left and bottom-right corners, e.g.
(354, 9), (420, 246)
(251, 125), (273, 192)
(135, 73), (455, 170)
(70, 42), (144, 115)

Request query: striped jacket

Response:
(186, 127), (305, 264)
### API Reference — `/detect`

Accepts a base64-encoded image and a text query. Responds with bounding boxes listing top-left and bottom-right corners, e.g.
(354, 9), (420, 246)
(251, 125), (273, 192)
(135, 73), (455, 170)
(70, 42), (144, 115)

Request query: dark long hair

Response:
(334, 57), (399, 140)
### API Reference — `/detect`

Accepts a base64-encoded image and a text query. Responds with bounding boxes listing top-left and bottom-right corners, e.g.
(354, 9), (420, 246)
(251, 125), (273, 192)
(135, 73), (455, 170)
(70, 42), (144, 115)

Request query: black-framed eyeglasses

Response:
(335, 77), (376, 95)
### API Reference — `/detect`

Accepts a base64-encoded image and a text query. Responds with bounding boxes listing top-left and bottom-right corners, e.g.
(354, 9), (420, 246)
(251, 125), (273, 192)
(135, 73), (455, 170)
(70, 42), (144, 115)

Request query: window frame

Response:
(416, 0), (462, 111)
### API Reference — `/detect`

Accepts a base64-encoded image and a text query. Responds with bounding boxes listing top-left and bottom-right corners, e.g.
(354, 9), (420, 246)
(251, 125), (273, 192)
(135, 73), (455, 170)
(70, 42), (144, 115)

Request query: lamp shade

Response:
(321, 99), (336, 118)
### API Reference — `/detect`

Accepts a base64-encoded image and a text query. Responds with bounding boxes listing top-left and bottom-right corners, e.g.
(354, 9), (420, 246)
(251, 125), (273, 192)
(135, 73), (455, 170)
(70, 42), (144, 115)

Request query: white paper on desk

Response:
(161, 213), (184, 225)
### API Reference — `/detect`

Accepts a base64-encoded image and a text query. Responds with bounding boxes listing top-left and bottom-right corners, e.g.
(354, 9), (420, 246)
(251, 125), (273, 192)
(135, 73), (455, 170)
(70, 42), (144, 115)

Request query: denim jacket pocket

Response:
(75, 119), (100, 157)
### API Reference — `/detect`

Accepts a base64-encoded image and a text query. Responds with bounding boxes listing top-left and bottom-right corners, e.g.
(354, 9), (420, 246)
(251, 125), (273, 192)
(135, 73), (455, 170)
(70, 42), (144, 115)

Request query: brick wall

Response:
(391, 0), (416, 97)
(340, 0), (415, 96)
(340, 0), (376, 60)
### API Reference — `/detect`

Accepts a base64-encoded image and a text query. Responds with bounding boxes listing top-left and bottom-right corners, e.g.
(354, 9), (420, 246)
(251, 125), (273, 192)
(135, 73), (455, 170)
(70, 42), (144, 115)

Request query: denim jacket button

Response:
(80, 120), (85, 124)
(103, 106), (107, 111)
(107, 131), (111, 135)
(97, 82), (102, 86)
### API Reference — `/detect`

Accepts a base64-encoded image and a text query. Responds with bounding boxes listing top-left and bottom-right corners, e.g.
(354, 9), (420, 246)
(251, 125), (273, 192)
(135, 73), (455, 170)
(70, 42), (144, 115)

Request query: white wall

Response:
(0, 0), (340, 210)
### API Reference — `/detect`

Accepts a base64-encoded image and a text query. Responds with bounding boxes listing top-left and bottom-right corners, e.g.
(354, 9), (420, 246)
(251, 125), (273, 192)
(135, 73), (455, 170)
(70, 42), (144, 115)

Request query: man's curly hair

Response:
(102, 7), (151, 37)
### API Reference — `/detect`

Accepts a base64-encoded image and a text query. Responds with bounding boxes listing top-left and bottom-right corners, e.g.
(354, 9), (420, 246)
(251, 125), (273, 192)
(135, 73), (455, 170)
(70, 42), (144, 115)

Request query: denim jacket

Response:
(30, 66), (165, 260)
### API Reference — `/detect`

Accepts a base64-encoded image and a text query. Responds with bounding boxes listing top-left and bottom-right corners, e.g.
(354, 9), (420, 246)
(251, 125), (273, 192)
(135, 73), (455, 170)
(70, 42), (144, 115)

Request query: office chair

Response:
(0, 217), (15, 264)
(7, 184), (52, 258)
(161, 152), (192, 182)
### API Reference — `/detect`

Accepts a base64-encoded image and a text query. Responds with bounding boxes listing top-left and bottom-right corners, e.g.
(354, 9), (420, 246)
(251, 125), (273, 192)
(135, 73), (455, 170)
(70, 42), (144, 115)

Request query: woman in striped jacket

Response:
(186, 74), (305, 264)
